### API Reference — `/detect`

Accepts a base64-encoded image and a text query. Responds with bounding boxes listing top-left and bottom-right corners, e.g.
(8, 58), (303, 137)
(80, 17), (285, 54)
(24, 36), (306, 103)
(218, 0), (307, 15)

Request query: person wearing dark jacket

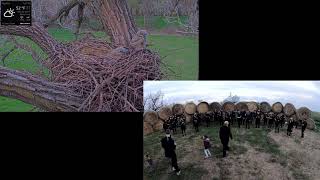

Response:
(301, 120), (307, 138)
(287, 118), (294, 136)
(245, 111), (251, 129)
(163, 121), (169, 132)
(279, 114), (285, 128)
(179, 116), (187, 136)
(160, 130), (181, 175)
(161, 130), (176, 158)
(205, 112), (211, 127)
(236, 111), (241, 128)
(193, 113), (200, 132)
(274, 115), (280, 133)
(256, 110), (261, 128)
(203, 135), (212, 158)
(219, 121), (233, 157)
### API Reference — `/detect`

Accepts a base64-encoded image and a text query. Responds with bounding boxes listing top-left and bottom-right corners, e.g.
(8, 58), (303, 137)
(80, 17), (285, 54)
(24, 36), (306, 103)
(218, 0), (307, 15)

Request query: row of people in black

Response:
(163, 110), (308, 138)
(157, 111), (308, 177)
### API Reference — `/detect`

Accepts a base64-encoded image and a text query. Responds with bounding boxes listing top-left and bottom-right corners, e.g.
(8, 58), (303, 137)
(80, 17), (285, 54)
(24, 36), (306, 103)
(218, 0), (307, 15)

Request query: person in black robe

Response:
(241, 110), (246, 125)
(268, 112), (274, 129)
(163, 120), (169, 132)
(205, 112), (211, 127)
(263, 112), (268, 126)
(236, 110), (241, 128)
(179, 116), (187, 136)
(255, 110), (261, 128)
(193, 113), (200, 132)
(301, 120), (307, 138)
(219, 121), (233, 157)
(274, 115), (280, 133)
(160, 130), (181, 175)
(287, 118), (294, 136)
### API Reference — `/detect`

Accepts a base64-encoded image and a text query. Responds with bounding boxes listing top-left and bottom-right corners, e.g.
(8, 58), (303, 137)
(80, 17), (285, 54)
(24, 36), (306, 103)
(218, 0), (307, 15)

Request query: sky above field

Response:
(144, 81), (320, 111)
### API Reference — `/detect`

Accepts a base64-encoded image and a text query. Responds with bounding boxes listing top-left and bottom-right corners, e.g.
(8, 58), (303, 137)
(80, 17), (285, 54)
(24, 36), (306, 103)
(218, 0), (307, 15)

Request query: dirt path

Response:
(269, 129), (320, 179)
(144, 126), (320, 180)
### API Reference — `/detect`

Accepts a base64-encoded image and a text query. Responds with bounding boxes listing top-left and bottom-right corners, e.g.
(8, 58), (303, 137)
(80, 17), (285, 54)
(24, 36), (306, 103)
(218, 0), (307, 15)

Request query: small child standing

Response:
(203, 135), (212, 158)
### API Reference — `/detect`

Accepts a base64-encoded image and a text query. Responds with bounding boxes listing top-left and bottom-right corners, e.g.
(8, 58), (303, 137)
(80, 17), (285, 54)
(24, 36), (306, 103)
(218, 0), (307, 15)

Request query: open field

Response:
(144, 119), (320, 180)
(0, 16), (198, 111)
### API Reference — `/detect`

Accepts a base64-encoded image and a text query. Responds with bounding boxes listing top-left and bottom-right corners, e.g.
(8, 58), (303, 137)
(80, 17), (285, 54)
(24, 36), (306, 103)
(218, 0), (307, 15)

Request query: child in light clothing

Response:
(203, 135), (212, 158)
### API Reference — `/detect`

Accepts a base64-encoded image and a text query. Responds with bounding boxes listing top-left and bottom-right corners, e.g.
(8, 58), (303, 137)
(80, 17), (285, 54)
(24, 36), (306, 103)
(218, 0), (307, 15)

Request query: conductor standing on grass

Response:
(219, 121), (233, 157)
(161, 130), (181, 176)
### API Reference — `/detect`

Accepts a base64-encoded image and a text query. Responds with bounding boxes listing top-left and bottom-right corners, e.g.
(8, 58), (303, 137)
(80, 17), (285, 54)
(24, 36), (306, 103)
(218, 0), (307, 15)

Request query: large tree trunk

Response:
(0, 66), (82, 111)
(90, 0), (138, 47)
(0, 22), (63, 57)
(0, 0), (158, 112)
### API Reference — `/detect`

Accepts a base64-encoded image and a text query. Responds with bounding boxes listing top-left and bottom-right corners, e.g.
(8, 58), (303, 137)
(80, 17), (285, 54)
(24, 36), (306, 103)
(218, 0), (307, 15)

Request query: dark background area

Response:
(199, 1), (318, 80)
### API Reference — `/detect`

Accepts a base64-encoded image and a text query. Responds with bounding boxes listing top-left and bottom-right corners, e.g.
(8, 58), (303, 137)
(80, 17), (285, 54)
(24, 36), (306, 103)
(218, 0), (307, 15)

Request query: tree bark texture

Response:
(89, 0), (138, 47)
(0, 66), (82, 111)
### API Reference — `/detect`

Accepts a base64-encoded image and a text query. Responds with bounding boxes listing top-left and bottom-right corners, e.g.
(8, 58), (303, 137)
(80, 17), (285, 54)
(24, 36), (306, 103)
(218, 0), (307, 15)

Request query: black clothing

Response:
(219, 126), (233, 157)
(287, 120), (294, 136)
(275, 118), (280, 133)
(161, 136), (176, 158)
(171, 151), (180, 173)
(255, 112), (261, 128)
(193, 114), (199, 132)
(301, 121), (307, 138)
(180, 122), (186, 136)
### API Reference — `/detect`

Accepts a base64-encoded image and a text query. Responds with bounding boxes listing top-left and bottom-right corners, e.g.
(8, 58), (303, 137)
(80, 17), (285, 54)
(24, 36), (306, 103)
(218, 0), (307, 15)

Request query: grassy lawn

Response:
(0, 17), (198, 112)
(143, 122), (285, 180)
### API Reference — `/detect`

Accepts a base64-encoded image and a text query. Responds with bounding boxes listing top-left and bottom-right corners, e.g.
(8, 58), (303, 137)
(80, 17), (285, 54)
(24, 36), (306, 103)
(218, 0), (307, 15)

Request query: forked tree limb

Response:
(43, 0), (80, 28)
(0, 66), (82, 112)
(0, 23), (63, 57)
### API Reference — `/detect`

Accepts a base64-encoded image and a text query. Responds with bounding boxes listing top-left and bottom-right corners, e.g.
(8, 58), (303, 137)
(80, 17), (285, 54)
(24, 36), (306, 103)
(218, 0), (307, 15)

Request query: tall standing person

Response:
(219, 121), (233, 157)
(160, 130), (181, 175)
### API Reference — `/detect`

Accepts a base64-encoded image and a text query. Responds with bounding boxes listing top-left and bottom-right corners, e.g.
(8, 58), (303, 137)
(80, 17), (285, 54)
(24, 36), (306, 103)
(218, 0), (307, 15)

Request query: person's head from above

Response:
(203, 135), (208, 139)
(224, 121), (229, 126)
(165, 129), (171, 137)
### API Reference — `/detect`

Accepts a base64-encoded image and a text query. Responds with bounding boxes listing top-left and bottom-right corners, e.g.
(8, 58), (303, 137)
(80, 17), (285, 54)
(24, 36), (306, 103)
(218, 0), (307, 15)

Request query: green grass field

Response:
(0, 17), (198, 111)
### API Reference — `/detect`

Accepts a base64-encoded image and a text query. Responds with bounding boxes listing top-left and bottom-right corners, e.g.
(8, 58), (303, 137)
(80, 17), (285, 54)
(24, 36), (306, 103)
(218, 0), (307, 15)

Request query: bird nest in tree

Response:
(44, 37), (163, 112)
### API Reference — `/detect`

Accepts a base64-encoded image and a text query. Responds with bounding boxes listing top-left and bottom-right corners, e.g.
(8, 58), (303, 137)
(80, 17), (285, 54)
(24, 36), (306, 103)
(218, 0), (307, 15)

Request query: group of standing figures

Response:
(163, 109), (308, 138)
(154, 110), (308, 176)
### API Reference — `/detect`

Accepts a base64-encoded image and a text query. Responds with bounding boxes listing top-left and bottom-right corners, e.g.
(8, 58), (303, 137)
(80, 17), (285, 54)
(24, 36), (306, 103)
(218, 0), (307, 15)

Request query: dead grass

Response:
(144, 122), (320, 180)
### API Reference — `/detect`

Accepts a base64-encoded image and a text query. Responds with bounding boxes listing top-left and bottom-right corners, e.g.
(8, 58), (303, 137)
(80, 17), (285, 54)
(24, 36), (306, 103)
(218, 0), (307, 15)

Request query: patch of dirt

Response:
(144, 125), (320, 180)
(269, 129), (320, 179)
(180, 140), (292, 180)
